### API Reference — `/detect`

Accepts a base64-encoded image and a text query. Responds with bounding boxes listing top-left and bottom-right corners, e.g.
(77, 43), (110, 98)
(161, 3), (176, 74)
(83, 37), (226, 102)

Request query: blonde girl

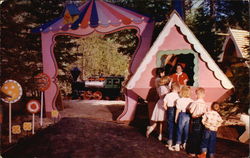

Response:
(172, 86), (193, 151)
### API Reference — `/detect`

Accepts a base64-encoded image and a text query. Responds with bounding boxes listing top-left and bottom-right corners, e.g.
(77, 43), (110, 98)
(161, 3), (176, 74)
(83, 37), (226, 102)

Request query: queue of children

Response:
(146, 67), (223, 158)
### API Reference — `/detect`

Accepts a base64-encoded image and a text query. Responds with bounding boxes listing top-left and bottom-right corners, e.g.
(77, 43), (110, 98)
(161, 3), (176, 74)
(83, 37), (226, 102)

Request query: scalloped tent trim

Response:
(32, 0), (151, 33)
(126, 11), (234, 90)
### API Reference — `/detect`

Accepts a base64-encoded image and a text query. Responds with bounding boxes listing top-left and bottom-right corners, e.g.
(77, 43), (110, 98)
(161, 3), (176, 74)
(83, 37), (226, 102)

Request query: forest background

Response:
(0, 0), (249, 113)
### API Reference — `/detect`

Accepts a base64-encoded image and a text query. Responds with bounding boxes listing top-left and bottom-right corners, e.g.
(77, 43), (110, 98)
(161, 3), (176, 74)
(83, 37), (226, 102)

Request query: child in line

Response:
(155, 67), (165, 88)
(163, 82), (180, 150)
(172, 86), (193, 151)
(187, 87), (208, 157)
(197, 102), (223, 158)
(146, 76), (171, 141)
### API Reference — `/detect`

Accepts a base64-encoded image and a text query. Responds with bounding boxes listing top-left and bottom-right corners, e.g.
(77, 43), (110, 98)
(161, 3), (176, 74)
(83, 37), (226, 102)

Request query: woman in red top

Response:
(170, 64), (189, 85)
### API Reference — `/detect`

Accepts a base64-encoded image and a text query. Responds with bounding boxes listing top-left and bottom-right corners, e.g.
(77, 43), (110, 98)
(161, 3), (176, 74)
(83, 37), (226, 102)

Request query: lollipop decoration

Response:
(1, 80), (22, 103)
(34, 73), (50, 126)
(26, 100), (40, 134)
(1, 80), (22, 143)
(34, 73), (51, 92)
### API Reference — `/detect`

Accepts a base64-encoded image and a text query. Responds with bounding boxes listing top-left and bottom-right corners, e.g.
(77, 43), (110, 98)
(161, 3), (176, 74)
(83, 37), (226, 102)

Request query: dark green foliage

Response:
(216, 0), (250, 31)
(219, 64), (249, 116)
(229, 65), (250, 113)
(186, 0), (249, 61)
(108, 0), (172, 44)
(0, 0), (65, 96)
(109, 0), (171, 22)
(54, 35), (78, 83)
(186, 6), (221, 60)
(104, 29), (138, 56)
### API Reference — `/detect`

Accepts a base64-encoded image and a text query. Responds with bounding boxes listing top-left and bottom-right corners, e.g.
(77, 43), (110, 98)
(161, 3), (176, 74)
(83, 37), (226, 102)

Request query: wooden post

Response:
(9, 103), (12, 143)
(32, 113), (35, 134)
(40, 92), (43, 126)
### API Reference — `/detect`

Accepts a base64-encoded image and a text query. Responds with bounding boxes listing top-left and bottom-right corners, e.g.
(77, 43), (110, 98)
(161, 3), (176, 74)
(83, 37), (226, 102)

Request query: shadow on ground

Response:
(2, 101), (249, 158)
(106, 105), (124, 121)
(3, 117), (188, 158)
(3, 117), (249, 158)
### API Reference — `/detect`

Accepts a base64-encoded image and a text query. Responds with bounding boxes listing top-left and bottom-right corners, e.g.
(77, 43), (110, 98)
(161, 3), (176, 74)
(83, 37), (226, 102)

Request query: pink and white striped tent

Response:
(33, 0), (154, 117)
(117, 11), (234, 121)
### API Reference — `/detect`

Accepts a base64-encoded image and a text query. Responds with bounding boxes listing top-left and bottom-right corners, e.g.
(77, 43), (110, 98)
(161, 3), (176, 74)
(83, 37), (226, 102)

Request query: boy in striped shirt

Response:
(198, 102), (223, 158)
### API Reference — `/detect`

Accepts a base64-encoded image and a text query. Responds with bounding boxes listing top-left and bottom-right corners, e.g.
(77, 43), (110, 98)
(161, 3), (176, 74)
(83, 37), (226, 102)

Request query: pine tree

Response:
(0, 0), (63, 95)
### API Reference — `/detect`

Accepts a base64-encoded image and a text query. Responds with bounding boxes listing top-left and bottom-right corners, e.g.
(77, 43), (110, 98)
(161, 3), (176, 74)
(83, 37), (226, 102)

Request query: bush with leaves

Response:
(74, 34), (130, 79)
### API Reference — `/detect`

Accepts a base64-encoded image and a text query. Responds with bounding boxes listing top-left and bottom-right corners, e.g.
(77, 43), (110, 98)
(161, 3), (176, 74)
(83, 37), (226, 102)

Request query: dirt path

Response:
(2, 100), (249, 158)
(60, 100), (125, 121)
(3, 117), (249, 158)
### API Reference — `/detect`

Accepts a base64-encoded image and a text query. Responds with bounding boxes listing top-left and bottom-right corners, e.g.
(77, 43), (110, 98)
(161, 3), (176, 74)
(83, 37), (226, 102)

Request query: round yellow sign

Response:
(1, 80), (22, 103)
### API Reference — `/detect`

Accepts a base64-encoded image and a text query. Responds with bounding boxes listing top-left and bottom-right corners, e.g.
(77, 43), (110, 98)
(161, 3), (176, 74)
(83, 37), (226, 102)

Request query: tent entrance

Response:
(53, 29), (139, 100)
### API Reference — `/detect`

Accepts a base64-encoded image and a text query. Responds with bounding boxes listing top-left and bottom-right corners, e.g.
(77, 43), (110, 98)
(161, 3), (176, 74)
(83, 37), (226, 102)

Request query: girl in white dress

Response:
(146, 76), (171, 141)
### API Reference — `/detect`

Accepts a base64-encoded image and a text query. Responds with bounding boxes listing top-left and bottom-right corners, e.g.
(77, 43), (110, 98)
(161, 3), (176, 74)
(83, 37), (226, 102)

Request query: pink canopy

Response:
(33, 0), (154, 117)
(33, 1), (152, 33)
